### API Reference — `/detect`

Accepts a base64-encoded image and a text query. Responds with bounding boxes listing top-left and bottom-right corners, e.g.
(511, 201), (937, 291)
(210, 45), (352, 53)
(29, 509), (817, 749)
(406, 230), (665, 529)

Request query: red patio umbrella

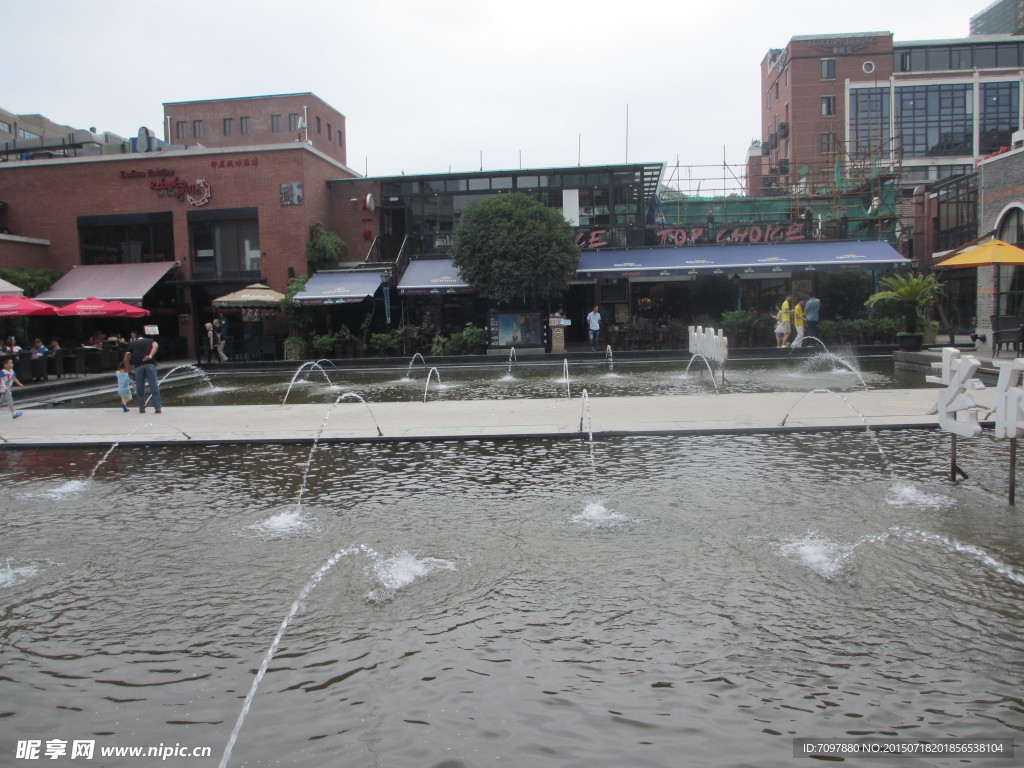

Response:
(0, 295), (59, 316)
(55, 297), (131, 317)
(104, 301), (150, 318)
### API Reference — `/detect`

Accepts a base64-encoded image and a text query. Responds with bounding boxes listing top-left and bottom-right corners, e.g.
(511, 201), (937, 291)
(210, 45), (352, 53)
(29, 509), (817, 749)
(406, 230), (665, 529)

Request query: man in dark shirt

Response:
(125, 334), (162, 414)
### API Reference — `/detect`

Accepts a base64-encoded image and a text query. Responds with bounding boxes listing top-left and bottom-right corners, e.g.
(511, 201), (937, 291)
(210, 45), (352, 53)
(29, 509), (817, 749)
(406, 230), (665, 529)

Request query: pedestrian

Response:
(587, 305), (602, 352)
(115, 358), (133, 412)
(212, 318), (228, 362)
(775, 294), (793, 347)
(790, 299), (806, 348)
(804, 291), (821, 340)
(1, 356), (24, 418)
(125, 332), (162, 414)
(204, 322), (215, 364)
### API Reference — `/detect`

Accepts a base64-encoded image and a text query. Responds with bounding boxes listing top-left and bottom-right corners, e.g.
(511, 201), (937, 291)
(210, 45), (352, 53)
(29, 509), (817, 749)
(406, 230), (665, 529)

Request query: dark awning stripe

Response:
(35, 262), (178, 304)
(577, 241), (909, 278)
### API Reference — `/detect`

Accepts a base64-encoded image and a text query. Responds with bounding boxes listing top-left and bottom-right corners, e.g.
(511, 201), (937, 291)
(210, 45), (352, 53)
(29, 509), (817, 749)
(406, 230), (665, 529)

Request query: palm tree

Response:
(864, 273), (943, 335)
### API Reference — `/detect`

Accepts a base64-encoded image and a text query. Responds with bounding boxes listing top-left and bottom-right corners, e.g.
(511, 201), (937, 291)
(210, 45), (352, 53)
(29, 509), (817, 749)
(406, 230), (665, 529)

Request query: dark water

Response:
(53, 357), (916, 409)
(1, 431), (1021, 767)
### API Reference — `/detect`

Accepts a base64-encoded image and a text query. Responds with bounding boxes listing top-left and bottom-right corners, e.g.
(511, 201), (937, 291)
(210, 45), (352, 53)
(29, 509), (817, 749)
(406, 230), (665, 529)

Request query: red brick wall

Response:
(0, 235), (50, 272)
(0, 145), (357, 292)
(327, 179), (382, 261)
(163, 93), (348, 167)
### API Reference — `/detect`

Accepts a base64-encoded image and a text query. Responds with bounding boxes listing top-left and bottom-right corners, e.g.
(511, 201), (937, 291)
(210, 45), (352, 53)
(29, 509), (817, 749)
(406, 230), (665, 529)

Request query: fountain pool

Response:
(1, 429), (1021, 767)
(49, 356), (916, 409)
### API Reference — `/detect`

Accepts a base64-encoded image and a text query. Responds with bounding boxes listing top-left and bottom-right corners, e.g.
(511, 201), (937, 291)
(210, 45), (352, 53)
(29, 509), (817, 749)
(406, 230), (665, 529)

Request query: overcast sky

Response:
(5, 0), (980, 187)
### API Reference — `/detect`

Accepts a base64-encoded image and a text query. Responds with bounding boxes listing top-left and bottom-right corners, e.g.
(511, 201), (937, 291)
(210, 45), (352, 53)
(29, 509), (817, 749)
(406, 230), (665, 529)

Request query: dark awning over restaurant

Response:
(35, 261), (178, 304)
(397, 258), (471, 295)
(577, 241), (909, 279)
(294, 270), (384, 305)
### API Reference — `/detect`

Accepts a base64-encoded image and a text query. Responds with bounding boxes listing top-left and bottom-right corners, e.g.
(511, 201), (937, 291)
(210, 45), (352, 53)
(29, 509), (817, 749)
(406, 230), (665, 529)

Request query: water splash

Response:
(800, 350), (869, 391)
(423, 367), (442, 402)
(779, 531), (860, 580)
(364, 550), (458, 601)
(890, 527), (1024, 587)
(1, 559), (39, 589)
(506, 347), (517, 377)
(218, 543), (372, 768)
(562, 358), (571, 399)
(886, 482), (956, 508)
(158, 363), (214, 389)
(683, 354), (720, 394)
(568, 501), (633, 529)
(779, 389), (894, 480)
(605, 345), (614, 372)
(337, 392), (383, 437)
(405, 353), (427, 380)
(579, 388), (593, 441)
(281, 362), (336, 405)
(244, 509), (316, 539)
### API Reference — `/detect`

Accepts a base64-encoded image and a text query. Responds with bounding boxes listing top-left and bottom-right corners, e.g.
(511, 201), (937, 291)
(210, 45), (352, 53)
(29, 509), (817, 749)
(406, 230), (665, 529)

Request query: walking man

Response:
(804, 291), (821, 340)
(587, 305), (602, 352)
(125, 332), (162, 414)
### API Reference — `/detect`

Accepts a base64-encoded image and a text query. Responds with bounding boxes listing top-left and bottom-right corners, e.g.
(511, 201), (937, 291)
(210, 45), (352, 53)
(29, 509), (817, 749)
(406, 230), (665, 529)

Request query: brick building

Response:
(0, 129), (358, 356)
(163, 93), (347, 167)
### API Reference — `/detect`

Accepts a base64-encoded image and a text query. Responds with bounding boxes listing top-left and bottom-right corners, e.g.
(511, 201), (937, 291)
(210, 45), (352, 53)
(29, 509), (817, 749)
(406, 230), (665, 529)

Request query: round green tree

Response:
(449, 193), (579, 308)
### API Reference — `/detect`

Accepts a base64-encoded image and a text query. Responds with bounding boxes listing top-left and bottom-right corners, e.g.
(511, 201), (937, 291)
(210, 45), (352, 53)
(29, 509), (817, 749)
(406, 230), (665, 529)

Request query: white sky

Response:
(4, 0), (981, 183)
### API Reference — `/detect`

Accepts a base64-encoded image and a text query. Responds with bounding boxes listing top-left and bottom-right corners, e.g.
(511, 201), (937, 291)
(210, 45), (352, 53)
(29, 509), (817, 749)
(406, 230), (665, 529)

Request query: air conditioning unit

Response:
(779, 122), (789, 139)
(761, 142), (771, 156)
(778, 159), (790, 175)
(769, 167), (779, 176)
(770, 133), (779, 149)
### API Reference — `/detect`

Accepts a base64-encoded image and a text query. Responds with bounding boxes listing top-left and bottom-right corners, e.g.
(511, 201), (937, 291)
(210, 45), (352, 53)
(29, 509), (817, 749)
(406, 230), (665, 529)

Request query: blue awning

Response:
(295, 270), (384, 305)
(577, 241), (909, 279)
(398, 258), (471, 295)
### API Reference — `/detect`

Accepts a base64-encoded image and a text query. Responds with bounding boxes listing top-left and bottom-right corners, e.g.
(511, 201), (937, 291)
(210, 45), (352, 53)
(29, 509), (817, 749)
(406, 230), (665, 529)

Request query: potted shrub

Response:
(283, 335), (308, 360)
(721, 309), (757, 348)
(369, 332), (396, 357)
(311, 333), (336, 359)
(864, 273), (943, 352)
(459, 322), (488, 354)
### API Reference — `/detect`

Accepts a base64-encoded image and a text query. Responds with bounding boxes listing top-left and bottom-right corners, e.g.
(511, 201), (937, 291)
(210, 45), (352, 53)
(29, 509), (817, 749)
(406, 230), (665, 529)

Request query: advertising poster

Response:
(488, 312), (544, 348)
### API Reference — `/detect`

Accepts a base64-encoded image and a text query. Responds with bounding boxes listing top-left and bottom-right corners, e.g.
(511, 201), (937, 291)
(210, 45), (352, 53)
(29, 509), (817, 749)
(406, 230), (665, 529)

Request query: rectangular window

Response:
(240, 116), (250, 134)
(820, 132), (835, 154)
(850, 86), (891, 162)
(18, 128), (40, 140)
(821, 96), (836, 116)
(189, 215), (261, 278)
(326, 123), (332, 140)
(288, 113), (300, 131)
(271, 114), (281, 132)
(821, 59), (835, 80)
(223, 118), (233, 136)
(980, 81), (1020, 154)
(78, 213), (174, 265)
(192, 120), (203, 138)
(1, 120), (12, 133)
(896, 83), (972, 157)
(175, 121), (186, 139)
(315, 116), (321, 134)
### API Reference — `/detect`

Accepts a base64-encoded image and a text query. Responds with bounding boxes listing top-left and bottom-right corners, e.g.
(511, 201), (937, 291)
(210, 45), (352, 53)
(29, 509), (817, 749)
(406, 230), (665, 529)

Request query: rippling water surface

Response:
(1, 431), (1021, 767)
(51, 356), (914, 408)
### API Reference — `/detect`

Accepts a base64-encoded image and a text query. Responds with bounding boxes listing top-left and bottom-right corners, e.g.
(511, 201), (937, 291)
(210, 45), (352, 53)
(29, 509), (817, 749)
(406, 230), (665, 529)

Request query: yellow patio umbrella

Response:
(934, 238), (1024, 269)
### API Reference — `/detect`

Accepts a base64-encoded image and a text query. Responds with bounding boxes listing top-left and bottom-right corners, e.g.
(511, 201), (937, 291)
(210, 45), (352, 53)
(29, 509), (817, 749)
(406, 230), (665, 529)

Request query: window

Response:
(175, 121), (186, 139)
(18, 128), (40, 140)
(271, 114), (281, 132)
(288, 113), (300, 131)
(78, 213), (174, 265)
(821, 59), (835, 80)
(240, 116), (249, 135)
(980, 81), (1020, 154)
(326, 123), (332, 140)
(850, 86), (891, 162)
(189, 213), (261, 278)
(192, 120), (203, 138)
(896, 84), (972, 157)
(223, 118), (233, 136)
(1, 120), (12, 133)
(821, 96), (836, 116)
(820, 132), (835, 154)
(315, 116), (321, 134)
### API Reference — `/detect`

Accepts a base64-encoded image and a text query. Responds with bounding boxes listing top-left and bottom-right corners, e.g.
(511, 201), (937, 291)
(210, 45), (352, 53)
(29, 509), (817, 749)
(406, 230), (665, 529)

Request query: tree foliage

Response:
(864, 272), (943, 334)
(0, 267), (61, 297)
(305, 222), (348, 273)
(449, 193), (579, 308)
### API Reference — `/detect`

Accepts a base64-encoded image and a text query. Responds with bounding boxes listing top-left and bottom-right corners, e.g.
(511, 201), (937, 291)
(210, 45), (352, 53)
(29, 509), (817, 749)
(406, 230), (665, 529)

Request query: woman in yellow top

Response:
(790, 299), (805, 348)
(774, 295), (793, 347)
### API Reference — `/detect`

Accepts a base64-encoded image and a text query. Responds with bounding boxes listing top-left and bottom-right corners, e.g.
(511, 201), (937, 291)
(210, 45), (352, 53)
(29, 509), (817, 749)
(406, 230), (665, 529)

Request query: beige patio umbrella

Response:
(212, 283), (285, 307)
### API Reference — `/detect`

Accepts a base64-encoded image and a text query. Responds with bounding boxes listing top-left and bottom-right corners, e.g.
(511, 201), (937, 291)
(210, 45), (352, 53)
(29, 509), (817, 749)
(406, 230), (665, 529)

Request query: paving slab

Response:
(0, 387), (996, 447)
